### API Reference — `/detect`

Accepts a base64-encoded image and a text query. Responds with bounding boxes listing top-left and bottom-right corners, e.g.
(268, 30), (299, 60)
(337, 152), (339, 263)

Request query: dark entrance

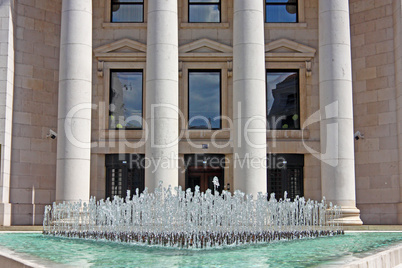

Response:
(185, 154), (225, 194)
(267, 154), (304, 200)
(105, 154), (145, 199)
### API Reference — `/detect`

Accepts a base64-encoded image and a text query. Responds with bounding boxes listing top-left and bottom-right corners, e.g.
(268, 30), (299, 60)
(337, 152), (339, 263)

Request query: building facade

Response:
(0, 0), (401, 225)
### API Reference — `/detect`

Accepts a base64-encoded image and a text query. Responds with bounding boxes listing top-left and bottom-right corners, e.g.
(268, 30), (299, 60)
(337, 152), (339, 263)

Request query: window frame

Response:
(188, 0), (221, 23)
(110, 0), (145, 23)
(266, 69), (301, 131)
(101, 62), (147, 139)
(187, 69), (222, 130)
(265, 0), (298, 23)
(109, 69), (144, 130)
(179, 61), (229, 139)
(180, 0), (229, 28)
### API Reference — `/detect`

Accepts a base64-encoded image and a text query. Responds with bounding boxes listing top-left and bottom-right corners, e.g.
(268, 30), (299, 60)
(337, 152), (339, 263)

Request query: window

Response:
(266, 0), (298, 23)
(189, 0), (220, 23)
(106, 154), (145, 199)
(109, 70), (143, 129)
(188, 70), (221, 129)
(267, 154), (304, 200)
(111, 0), (144, 23)
(267, 70), (300, 130)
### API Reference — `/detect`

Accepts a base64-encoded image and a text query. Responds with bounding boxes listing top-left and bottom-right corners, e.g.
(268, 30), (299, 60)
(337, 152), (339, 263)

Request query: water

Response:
(0, 232), (401, 267)
(43, 181), (343, 248)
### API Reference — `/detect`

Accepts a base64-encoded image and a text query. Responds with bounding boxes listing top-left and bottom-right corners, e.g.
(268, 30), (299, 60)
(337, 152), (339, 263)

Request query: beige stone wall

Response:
(0, 0), (16, 225)
(394, 0), (402, 224)
(350, 0), (399, 224)
(6, 0), (401, 224)
(10, 0), (61, 225)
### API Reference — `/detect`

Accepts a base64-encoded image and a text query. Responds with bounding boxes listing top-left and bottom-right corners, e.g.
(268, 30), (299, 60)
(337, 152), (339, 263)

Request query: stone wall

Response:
(4, 0), (401, 225)
(350, 0), (400, 224)
(10, 0), (61, 225)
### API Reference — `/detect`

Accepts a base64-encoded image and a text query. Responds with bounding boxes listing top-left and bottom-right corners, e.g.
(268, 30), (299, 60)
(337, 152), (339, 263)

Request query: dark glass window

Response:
(106, 154), (145, 199)
(267, 70), (300, 130)
(266, 0), (298, 23)
(189, 0), (221, 23)
(267, 154), (304, 200)
(111, 0), (144, 23)
(109, 70), (143, 129)
(188, 70), (221, 129)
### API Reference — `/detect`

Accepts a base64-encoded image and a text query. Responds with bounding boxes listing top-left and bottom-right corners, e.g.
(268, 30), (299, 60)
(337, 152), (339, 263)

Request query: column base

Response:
(333, 206), (363, 226)
(0, 203), (11, 226)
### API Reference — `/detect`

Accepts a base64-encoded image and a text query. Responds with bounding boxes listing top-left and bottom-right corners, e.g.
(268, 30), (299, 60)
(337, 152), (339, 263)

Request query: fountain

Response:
(42, 179), (343, 248)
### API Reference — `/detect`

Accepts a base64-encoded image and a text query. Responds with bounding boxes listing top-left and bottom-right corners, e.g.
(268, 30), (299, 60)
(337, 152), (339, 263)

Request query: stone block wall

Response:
(350, 0), (400, 224)
(3, 0), (401, 225)
(10, 0), (61, 225)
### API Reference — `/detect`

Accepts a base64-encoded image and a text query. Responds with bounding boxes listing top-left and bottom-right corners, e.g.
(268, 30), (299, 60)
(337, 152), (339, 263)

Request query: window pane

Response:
(189, 71), (221, 129)
(110, 71), (143, 129)
(112, 4), (143, 22)
(113, 0), (143, 3)
(189, 0), (220, 2)
(266, 0), (290, 3)
(266, 4), (297, 22)
(267, 71), (299, 130)
(189, 4), (220, 22)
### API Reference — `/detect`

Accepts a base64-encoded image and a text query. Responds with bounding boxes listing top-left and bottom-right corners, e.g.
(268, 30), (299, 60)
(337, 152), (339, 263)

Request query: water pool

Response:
(0, 232), (401, 267)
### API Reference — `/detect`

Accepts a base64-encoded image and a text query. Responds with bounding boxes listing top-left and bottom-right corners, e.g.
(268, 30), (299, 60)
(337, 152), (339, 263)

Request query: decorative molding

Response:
(179, 38), (233, 61)
(227, 61), (232, 77)
(305, 60), (312, 77)
(179, 61), (183, 78)
(93, 38), (146, 62)
(97, 61), (104, 77)
(265, 38), (316, 62)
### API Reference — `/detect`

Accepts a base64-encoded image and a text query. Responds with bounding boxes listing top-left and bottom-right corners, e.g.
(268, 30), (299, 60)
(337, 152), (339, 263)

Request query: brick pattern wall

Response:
(10, 0), (61, 225)
(350, 0), (399, 224)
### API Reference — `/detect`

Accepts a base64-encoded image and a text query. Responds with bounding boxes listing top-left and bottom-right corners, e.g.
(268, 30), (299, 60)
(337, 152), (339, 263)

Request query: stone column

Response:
(145, 0), (179, 190)
(56, 0), (92, 203)
(319, 0), (362, 225)
(233, 0), (267, 196)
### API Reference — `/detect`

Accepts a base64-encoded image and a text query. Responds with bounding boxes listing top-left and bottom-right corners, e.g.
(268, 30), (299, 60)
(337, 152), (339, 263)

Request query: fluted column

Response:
(233, 0), (267, 196)
(56, 0), (92, 203)
(319, 0), (362, 224)
(145, 0), (179, 190)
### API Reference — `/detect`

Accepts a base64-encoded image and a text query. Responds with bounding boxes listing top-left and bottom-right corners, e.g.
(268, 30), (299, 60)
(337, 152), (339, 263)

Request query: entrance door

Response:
(185, 154), (225, 194)
(105, 154), (145, 199)
(187, 168), (223, 194)
(267, 154), (304, 200)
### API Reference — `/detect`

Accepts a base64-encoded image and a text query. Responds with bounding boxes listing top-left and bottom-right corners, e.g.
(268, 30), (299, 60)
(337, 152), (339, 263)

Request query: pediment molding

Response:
(265, 38), (316, 62)
(179, 38), (233, 60)
(94, 38), (146, 62)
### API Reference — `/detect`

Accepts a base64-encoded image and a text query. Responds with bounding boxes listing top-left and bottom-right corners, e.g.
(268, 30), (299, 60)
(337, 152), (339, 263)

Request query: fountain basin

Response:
(0, 232), (402, 267)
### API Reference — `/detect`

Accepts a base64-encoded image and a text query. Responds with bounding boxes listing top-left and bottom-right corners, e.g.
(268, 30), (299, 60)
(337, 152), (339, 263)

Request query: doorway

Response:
(105, 154), (145, 199)
(185, 154), (225, 194)
(267, 154), (304, 200)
